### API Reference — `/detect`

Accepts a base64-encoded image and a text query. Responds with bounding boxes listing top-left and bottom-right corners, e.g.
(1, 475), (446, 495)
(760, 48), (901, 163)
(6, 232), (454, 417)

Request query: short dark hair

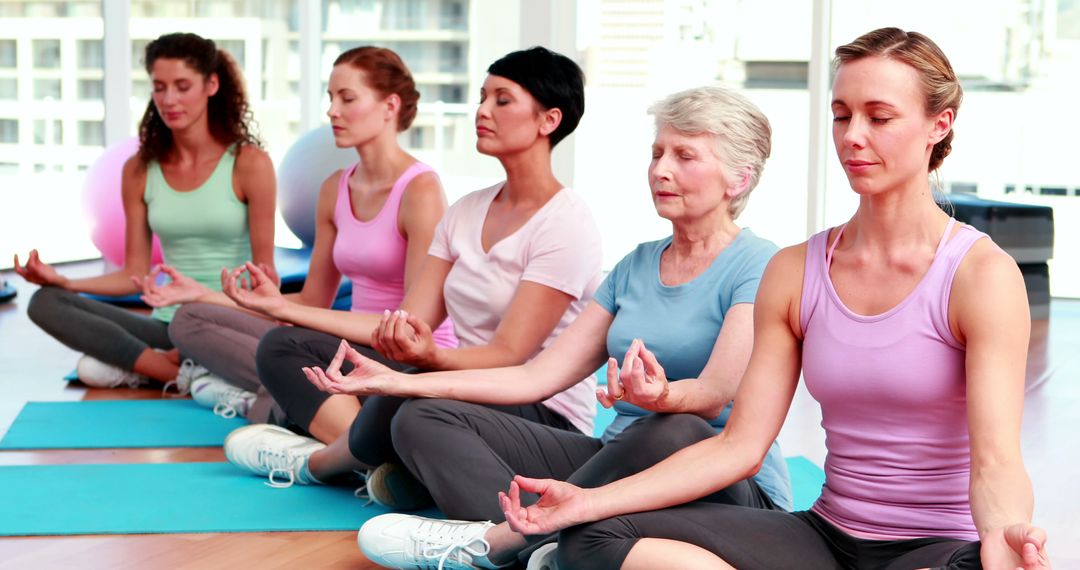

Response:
(487, 46), (585, 148)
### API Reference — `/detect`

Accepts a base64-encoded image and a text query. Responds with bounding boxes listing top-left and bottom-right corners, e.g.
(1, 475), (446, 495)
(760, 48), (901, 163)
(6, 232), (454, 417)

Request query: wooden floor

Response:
(1, 261), (1078, 568)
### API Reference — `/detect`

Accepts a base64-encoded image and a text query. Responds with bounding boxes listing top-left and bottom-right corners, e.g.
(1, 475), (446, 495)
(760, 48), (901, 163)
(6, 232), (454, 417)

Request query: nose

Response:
(841, 115), (868, 149)
(649, 153), (672, 183)
(327, 100), (338, 119)
(476, 99), (492, 122)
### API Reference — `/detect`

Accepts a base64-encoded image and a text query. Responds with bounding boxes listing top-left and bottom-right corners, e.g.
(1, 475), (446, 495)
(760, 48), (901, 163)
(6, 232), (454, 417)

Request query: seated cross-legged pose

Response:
(138, 46), (454, 419)
(493, 28), (1052, 570)
(223, 47), (605, 493)
(16, 32), (275, 390)
(306, 85), (792, 570)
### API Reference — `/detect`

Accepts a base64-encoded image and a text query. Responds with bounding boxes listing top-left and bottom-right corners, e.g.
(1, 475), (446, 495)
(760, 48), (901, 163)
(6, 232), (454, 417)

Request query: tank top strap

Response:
(204, 143), (238, 199)
(800, 228), (834, 335)
(381, 161), (435, 223)
(929, 221), (988, 347)
(334, 162), (362, 223)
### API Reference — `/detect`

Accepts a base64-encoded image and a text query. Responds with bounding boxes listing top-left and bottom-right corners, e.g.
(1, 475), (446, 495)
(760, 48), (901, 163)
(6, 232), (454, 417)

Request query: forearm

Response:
(388, 364), (549, 404)
(63, 271), (141, 296)
(970, 460), (1034, 538)
(275, 303), (378, 345)
(427, 341), (534, 371)
(586, 434), (760, 521)
(652, 379), (732, 419)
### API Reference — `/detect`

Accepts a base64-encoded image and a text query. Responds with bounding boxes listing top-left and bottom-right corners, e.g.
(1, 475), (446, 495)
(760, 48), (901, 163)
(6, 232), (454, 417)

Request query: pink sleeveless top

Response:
(799, 219), (985, 541)
(332, 162), (456, 348)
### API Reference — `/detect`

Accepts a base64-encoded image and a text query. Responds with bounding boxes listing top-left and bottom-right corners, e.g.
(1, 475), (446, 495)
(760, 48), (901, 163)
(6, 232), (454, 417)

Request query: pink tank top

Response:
(799, 219), (985, 541)
(332, 162), (456, 348)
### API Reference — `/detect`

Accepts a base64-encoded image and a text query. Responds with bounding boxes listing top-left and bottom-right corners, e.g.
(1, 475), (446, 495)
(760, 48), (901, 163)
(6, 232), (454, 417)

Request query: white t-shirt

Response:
(429, 183), (602, 434)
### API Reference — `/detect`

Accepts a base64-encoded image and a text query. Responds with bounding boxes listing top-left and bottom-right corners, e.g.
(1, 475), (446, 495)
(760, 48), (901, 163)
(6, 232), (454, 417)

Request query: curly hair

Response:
(834, 28), (962, 173)
(137, 32), (261, 165)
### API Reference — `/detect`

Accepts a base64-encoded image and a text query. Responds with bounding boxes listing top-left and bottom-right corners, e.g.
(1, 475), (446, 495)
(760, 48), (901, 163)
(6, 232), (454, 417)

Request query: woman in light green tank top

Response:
(14, 32), (276, 390)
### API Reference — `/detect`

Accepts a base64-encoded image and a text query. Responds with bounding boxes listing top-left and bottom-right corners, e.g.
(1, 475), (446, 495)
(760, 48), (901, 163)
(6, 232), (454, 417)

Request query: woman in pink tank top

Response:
(140, 47), (454, 420)
(493, 29), (1050, 570)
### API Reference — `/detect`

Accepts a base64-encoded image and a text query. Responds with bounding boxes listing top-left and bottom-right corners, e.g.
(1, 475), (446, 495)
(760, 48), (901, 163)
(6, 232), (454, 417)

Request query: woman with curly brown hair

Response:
(15, 32), (276, 391)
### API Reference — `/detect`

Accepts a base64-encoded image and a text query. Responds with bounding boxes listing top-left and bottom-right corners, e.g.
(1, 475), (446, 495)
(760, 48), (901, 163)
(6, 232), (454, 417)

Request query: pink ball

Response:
(81, 137), (164, 267)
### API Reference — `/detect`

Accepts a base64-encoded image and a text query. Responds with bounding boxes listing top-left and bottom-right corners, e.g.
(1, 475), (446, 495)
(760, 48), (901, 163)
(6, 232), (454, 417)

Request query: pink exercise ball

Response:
(81, 137), (164, 267)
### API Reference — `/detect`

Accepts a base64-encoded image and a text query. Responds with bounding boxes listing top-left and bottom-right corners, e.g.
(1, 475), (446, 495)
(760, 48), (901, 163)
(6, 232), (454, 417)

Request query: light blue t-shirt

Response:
(593, 229), (792, 510)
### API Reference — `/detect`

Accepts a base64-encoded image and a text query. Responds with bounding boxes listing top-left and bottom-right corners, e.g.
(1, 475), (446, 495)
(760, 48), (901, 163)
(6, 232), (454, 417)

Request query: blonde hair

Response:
(647, 86), (772, 219)
(834, 27), (963, 172)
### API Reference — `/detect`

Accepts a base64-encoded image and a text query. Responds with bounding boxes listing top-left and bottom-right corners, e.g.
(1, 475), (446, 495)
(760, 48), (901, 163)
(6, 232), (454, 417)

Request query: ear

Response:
(205, 72), (220, 97)
(928, 107), (955, 145)
(538, 107), (563, 138)
(725, 166), (753, 200)
(383, 93), (401, 123)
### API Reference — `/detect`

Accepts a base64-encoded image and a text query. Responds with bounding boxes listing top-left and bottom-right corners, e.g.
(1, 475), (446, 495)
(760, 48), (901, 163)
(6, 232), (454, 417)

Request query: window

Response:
(0, 78), (16, 99)
(33, 119), (62, 145)
(32, 39), (60, 69)
(78, 79), (103, 100)
(77, 39), (104, 69)
(33, 78), (61, 100)
(0, 39), (15, 67)
(0, 119), (18, 143)
(78, 120), (104, 146)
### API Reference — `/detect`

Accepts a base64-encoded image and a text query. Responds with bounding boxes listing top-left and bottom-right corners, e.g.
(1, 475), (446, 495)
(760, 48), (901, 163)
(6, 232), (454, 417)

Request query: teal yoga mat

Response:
(0, 400), (247, 450)
(0, 462), (427, 536)
(787, 455), (826, 511)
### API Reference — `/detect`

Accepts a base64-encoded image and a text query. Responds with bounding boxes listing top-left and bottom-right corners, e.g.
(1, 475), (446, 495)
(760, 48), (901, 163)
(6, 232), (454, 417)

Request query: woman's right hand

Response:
(597, 338), (670, 411)
(499, 475), (594, 537)
(13, 250), (67, 288)
(302, 339), (402, 396)
(134, 264), (212, 307)
(221, 262), (285, 317)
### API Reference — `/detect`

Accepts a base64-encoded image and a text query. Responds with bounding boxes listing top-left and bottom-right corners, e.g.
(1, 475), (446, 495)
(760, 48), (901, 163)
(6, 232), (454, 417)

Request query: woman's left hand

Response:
(302, 339), (402, 396)
(134, 264), (211, 307)
(981, 523), (1051, 570)
(371, 309), (439, 368)
(597, 338), (670, 411)
(499, 475), (593, 537)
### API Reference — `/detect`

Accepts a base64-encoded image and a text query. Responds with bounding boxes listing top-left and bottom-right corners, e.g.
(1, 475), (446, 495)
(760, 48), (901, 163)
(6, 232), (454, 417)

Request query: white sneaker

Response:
(358, 514), (496, 570)
(190, 374), (256, 418)
(525, 543), (559, 570)
(224, 424), (325, 488)
(162, 358), (207, 397)
(75, 354), (147, 388)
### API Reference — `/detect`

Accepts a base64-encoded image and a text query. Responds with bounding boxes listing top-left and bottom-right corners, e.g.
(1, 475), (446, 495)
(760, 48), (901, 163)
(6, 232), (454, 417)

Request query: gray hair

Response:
(647, 86), (772, 219)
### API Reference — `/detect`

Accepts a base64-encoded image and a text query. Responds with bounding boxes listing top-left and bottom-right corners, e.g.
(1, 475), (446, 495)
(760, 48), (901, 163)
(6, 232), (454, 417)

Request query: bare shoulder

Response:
(121, 154), (147, 198)
(953, 237), (1024, 297)
(401, 170), (446, 205)
(233, 143), (273, 174)
(951, 235), (1028, 342)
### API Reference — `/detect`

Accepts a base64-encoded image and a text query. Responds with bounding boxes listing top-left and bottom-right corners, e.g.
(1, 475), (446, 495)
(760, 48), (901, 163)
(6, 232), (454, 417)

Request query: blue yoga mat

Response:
(787, 455), (826, 511)
(0, 400), (247, 450)
(0, 461), (432, 536)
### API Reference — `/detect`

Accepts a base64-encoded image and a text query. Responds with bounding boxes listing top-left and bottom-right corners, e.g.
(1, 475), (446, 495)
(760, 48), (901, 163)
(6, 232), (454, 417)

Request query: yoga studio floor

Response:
(1, 260), (1078, 569)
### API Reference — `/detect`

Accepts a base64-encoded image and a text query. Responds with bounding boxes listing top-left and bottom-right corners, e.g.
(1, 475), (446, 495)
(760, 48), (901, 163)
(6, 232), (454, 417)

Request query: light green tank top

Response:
(145, 145), (251, 322)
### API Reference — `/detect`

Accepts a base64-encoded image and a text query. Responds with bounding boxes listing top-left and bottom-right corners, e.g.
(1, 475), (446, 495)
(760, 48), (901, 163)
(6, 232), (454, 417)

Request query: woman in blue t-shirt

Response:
(306, 86), (788, 570)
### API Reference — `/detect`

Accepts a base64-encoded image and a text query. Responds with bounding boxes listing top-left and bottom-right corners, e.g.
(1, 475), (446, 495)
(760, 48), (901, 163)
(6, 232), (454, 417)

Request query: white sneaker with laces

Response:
(525, 543), (559, 570)
(190, 374), (256, 418)
(224, 424), (325, 488)
(162, 358), (207, 396)
(358, 514), (496, 570)
(75, 354), (147, 388)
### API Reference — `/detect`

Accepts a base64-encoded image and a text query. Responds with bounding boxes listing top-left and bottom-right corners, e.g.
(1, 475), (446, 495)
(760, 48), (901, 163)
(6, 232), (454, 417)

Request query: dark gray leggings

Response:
(27, 286), (172, 370)
(558, 505), (981, 570)
(168, 302), (276, 393)
(390, 406), (775, 531)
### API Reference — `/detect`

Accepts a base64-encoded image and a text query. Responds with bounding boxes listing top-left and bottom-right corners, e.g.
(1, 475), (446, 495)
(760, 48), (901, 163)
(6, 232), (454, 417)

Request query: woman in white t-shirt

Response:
(221, 47), (603, 496)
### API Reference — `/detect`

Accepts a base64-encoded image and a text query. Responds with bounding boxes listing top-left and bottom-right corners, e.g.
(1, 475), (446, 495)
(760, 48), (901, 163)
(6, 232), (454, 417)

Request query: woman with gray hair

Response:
(303, 85), (791, 570)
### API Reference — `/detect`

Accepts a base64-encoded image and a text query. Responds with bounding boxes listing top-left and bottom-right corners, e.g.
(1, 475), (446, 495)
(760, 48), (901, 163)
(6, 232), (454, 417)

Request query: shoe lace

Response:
(409, 519), (491, 570)
(256, 445), (301, 489)
(353, 469), (374, 507)
(163, 359), (207, 397)
(212, 386), (254, 419)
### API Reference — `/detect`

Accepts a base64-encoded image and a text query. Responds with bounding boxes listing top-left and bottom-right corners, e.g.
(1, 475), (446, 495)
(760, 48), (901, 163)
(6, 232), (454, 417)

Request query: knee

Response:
(623, 413), (716, 451)
(390, 398), (461, 453)
(168, 303), (203, 347)
(27, 286), (68, 327)
(558, 519), (635, 570)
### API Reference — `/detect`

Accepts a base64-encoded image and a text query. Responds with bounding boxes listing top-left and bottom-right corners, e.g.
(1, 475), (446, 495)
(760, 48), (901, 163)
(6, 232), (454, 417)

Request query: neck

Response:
(846, 177), (950, 251)
(354, 130), (408, 184)
(669, 208), (741, 258)
(497, 143), (561, 206)
(168, 116), (221, 163)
